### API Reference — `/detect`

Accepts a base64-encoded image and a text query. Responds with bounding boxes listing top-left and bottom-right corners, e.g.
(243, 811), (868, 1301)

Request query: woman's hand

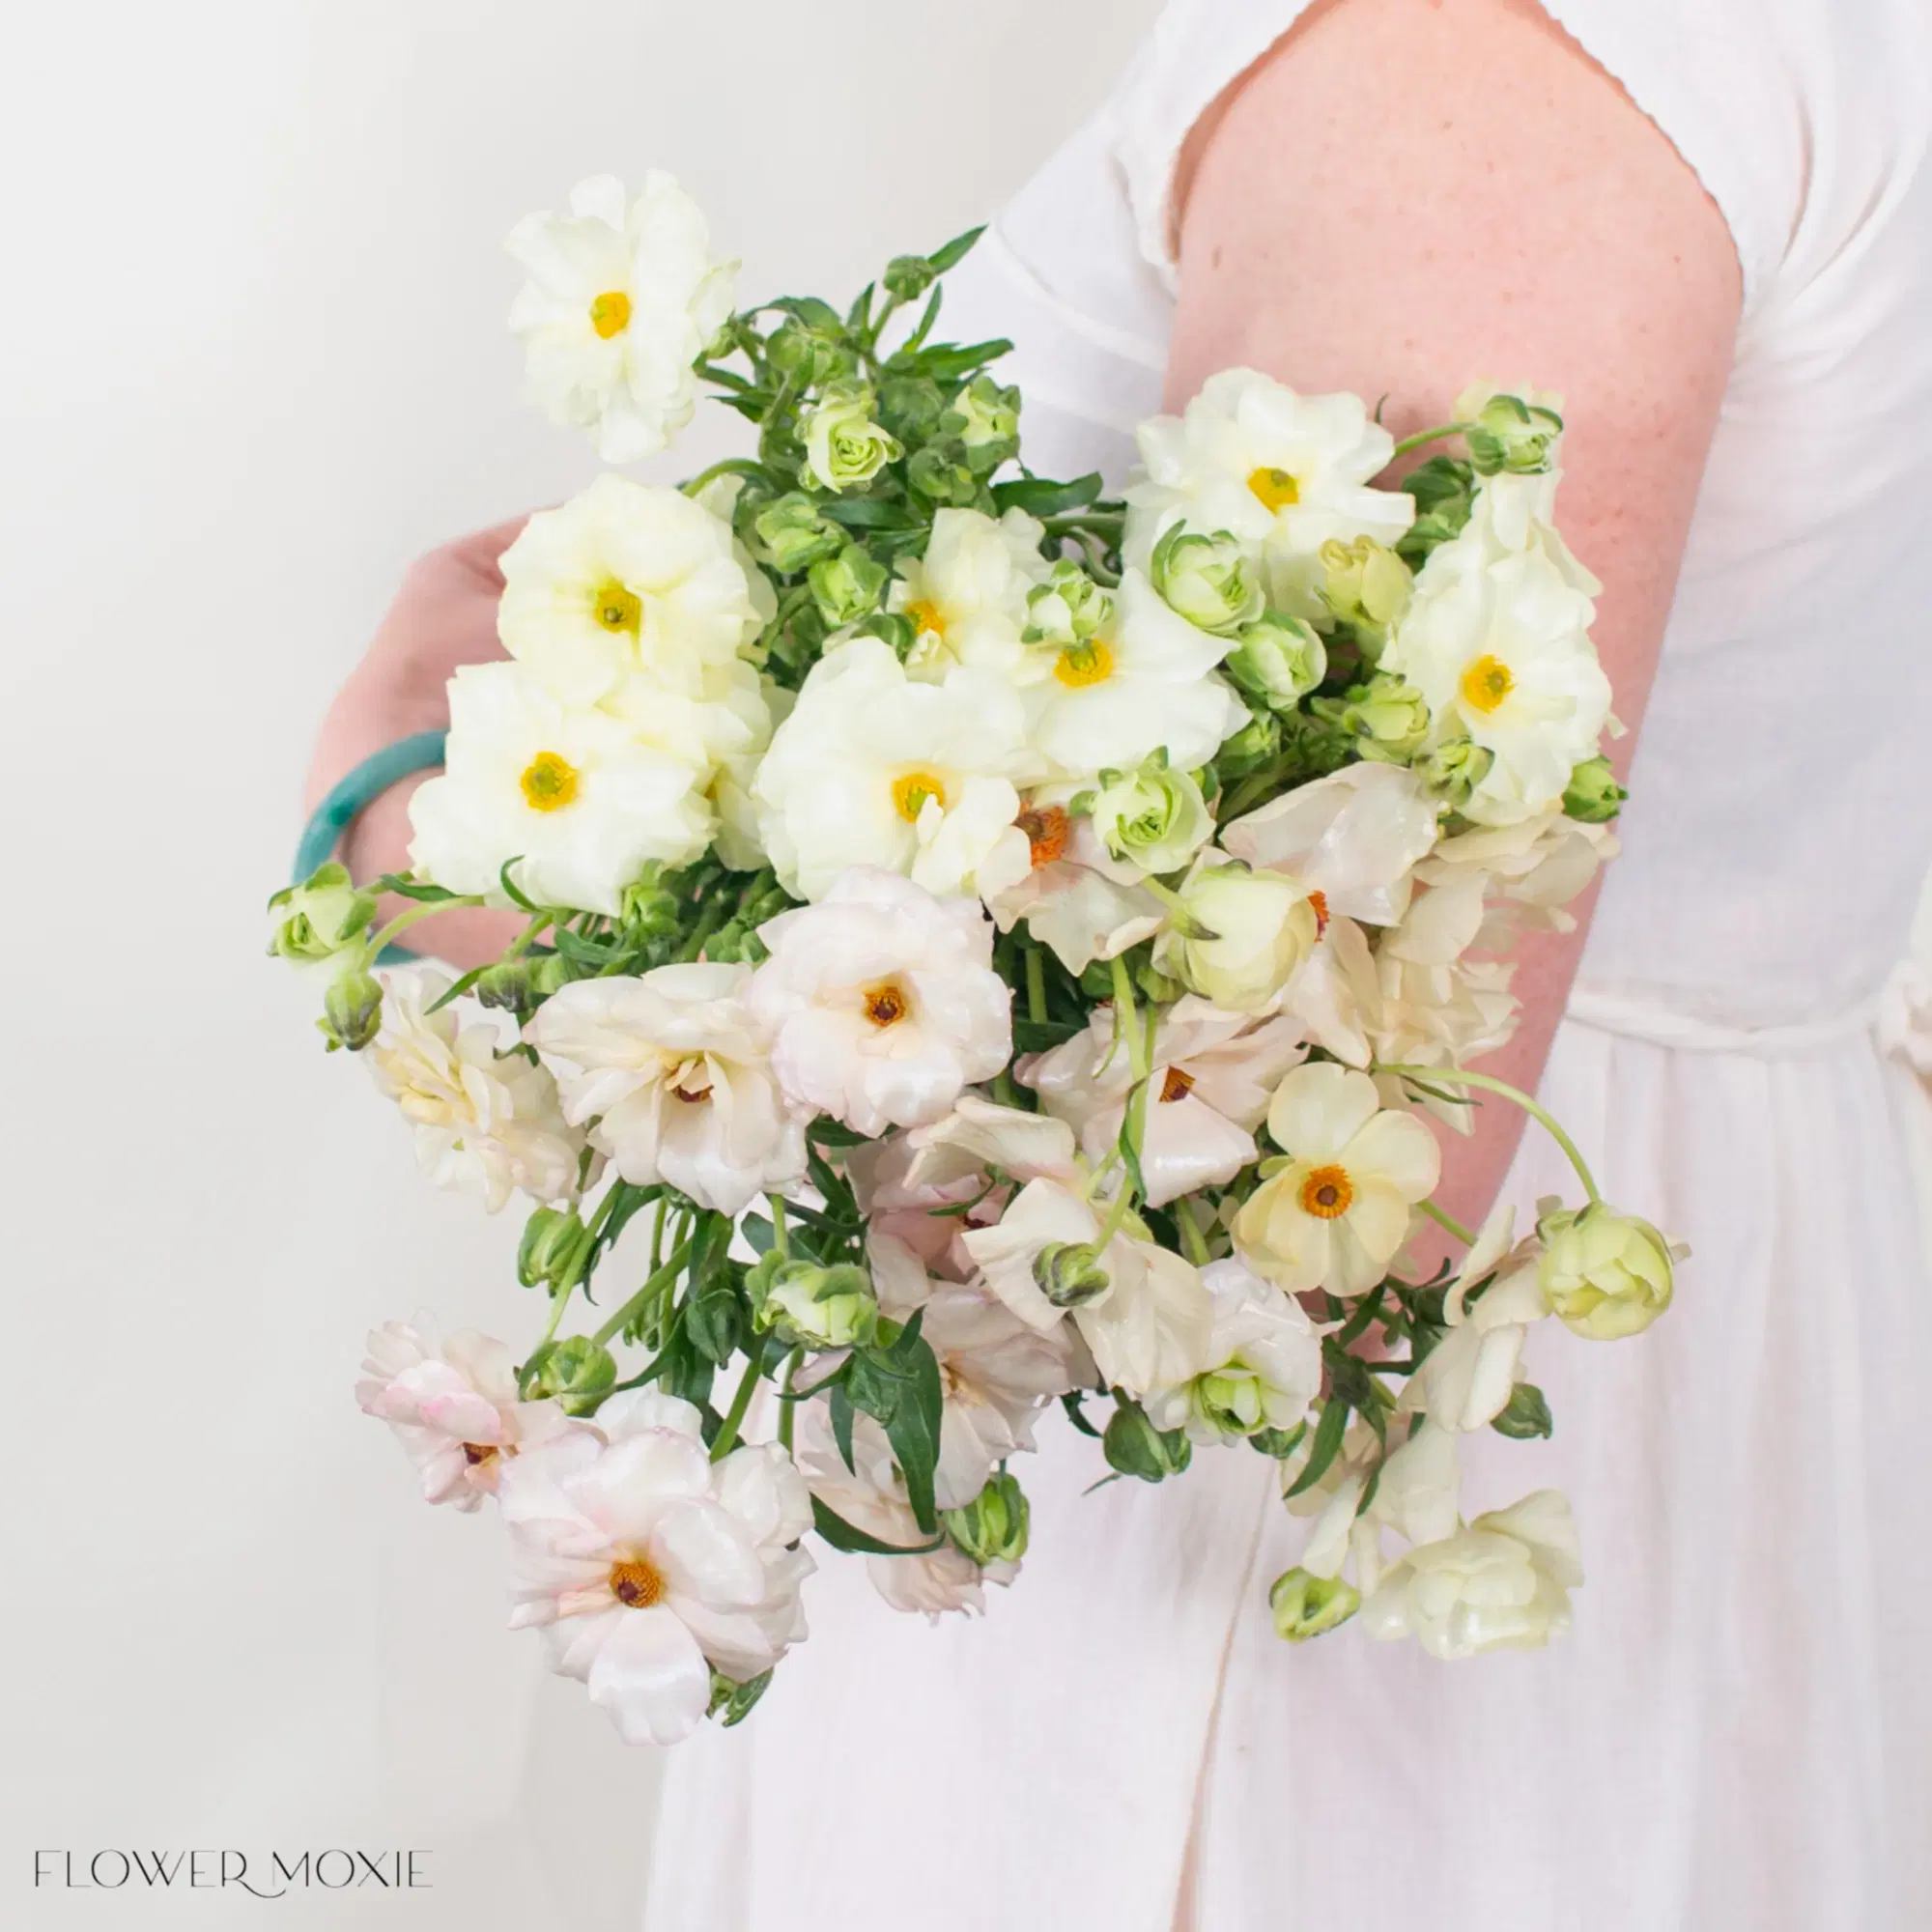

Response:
(304, 517), (531, 968)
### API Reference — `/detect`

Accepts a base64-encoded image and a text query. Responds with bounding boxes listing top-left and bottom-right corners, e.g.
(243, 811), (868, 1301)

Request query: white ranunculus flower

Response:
(1382, 512), (1611, 829)
(497, 473), (764, 707)
(1021, 997), (1307, 1208)
(1220, 762), (1442, 929)
(1362, 1489), (1582, 1660)
(1368, 953), (1521, 1128)
(356, 1318), (575, 1510)
(962, 1178), (1215, 1397)
(1124, 369), (1415, 618)
(890, 507), (1052, 683)
(897, 1093), (1082, 1197)
(975, 786), (1166, 977)
(498, 1391), (812, 1745)
(407, 662), (713, 915)
(1153, 855), (1321, 1015)
(1536, 1198), (1683, 1340)
(1144, 1258), (1322, 1443)
(367, 968), (586, 1210)
(1025, 569), (1248, 779)
(1234, 1062), (1441, 1294)
(797, 1405), (1010, 1616)
(752, 638), (1031, 902)
(1284, 1418), (1387, 1588)
(507, 172), (736, 464)
(1404, 1203), (1550, 1433)
(525, 963), (808, 1217)
(749, 868), (1010, 1137)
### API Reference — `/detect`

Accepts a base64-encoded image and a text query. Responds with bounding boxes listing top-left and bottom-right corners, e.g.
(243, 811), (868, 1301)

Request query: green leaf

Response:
(911, 338), (1011, 383)
(992, 470), (1104, 518)
(1012, 1015), (1086, 1053)
(497, 860), (539, 912)
(1060, 1390), (1102, 1439)
(1490, 1380), (1555, 1441)
(367, 874), (461, 903)
(741, 1212), (776, 1257)
(1283, 1397), (1350, 1499)
(844, 1311), (945, 1534)
(810, 1493), (946, 1557)
(925, 224), (985, 274)
(423, 964), (490, 1013)
(818, 497), (916, 530)
(829, 1379), (857, 1474)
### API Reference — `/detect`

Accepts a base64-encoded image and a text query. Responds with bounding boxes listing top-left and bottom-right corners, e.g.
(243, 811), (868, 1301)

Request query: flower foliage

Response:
(276, 175), (1684, 1747)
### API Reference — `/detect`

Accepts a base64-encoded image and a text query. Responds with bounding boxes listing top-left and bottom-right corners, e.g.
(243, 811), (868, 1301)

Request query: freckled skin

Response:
(1169, 0), (1739, 1264)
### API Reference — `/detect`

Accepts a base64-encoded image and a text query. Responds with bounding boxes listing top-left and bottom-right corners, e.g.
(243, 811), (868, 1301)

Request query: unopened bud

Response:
(1490, 1379), (1554, 1441)
(945, 375), (1020, 456)
(1103, 1397), (1193, 1483)
(1316, 673), (1431, 762)
(522, 1335), (617, 1415)
(753, 492), (844, 573)
(1562, 754), (1626, 824)
(1417, 734), (1495, 810)
(906, 437), (980, 506)
(707, 1665), (775, 1728)
(882, 253), (938, 302)
(1031, 1240), (1111, 1309)
(1268, 1566), (1360, 1641)
(1024, 560), (1112, 647)
(268, 861), (376, 967)
(943, 1470), (1031, 1566)
(808, 543), (888, 627)
(1225, 611), (1326, 710)
(748, 1255), (879, 1350)
(319, 967), (383, 1053)
(1463, 391), (1564, 476)
(518, 1206), (584, 1290)
(1214, 707), (1281, 780)
(1151, 524), (1264, 635)
(1319, 536), (1412, 656)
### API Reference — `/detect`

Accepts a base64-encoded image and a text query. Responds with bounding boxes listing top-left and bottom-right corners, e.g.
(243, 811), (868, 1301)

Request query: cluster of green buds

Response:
(1312, 671), (1432, 762)
(1463, 390), (1564, 475)
(747, 1253), (881, 1350)
(1416, 733), (1496, 811)
(269, 861), (385, 1051)
(943, 1470), (1031, 1567)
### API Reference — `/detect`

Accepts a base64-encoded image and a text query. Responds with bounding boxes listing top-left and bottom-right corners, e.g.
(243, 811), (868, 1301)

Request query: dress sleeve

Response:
(1106, 0), (1932, 327)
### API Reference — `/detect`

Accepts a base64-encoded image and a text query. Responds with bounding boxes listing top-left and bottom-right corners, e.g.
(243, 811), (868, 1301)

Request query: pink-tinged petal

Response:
(1137, 1096), (1255, 1208)
(414, 1387), (506, 1443)
(1264, 1061), (1381, 1161)
(1344, 1108), (1442, 1203)
(565, 1430), (712, 1546)
(596, 1390), (705, 1446)
(585, 1605), (712, 1745)
(651, 1499), (767, 1608)
(534, 1605), (623, 1679)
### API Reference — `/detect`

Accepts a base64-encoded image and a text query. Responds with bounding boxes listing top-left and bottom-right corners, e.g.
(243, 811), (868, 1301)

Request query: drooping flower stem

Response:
(590, 1236), (698, 1350)
(538, 1183), (631, 1346)
(1388, 420), (1469, 461)
(363, 893), (487, 960)
(709, 1351), (766, 1463)
(1110, 956), (1150, 1083)
(1419, 1198), (1478, 1247)
(777, 1348), (803, 1454)
(1379, 1064), (1603, 1205)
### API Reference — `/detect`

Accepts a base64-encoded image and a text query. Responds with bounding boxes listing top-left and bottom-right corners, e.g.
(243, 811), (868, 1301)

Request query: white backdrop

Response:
(0, 3), (1158, 1924)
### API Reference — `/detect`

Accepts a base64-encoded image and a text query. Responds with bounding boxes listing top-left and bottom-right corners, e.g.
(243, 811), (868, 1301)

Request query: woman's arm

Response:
(1168, 0), (1741, 1249)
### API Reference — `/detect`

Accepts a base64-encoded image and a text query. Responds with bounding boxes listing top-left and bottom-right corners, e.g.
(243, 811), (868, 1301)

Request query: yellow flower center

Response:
(609, 1556), (666, 1608)
(1298, 1163), (1354, 1219)
(905, 599), (947, 640)
(591, 580), (641, 636)
(892, 770), (948, 821)
(1159, 1065), (1196, 1104)
(1460, 653), (1515, 714)
(1248, 466), (1301, 511)
(520, 751), (581, 813)
(589, 290), (632, 340)
(863, 980), (910, 1029)
(1053, 639), (1114, 689)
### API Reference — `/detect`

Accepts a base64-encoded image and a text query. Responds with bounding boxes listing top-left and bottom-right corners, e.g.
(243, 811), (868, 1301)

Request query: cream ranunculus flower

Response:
(498, 1391), (813, 1745)
(1143, 1258), (1322, 1444)
(1403, 1203), (1550, 1433)
(525, 963), (808, 1217)
(800, 384), (901, 493)
(748, 867), (1010, 1138)
(1021, 997), (1307, 1208)
(507, 173), (736, 465)
(1381, 509), (1611, 829)
(889, 506), (1052, 683)
(962, 1177), (1215, 1397)
(1087, 756), (1216, 877)
(1153, 855), (1321, 1015)
(367, 968), (586, 1210)
(1367, 954), (1522, 1131)
(356, 1318), (575, 1510)
(1124, 369), (1415, 618)
(497, 474), (765, 706)
(1025, 569), (1248, 779)
(1235, 1062), (1441, 1294)
(407, 663), (714, 915)
(1361, 1489), (1582, 1660)
(752, 637), (1031, 902)
(1535, 1198), (1683, 1340)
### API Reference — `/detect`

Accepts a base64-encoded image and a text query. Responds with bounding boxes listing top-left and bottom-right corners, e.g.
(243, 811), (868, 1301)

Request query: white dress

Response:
(644, 4), (1932, 1924)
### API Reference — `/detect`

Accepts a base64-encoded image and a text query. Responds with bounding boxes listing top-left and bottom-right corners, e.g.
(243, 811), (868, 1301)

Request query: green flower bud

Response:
(518, 1206), (585, 1291)
(1024, 560), (1112, 647)
(906, 437), (980, 506)
(943, 1470), (1031, 1567)
(1316, 673), (1432, 762)
(620, 868), (683, 944)
(878, 373), (946, 446)
(945, 375), (1021, 457)
(1562, 754), (1627, 824)
(1089, 756), (1214, 875)
(882, 253), (938, 302)
(1463, 391), (1564, 476)
(766, 315), (854, 387)
(1417, 734), (1496, 810)
(1225, 611), (1327, 710)
(1031, 1240), (1111, 1309)
(1247, 1423), (1308, 1461)
(268, 861), (376, 967)
(472, 957), (546, 1015)
(530, 952), (579, 998)
(801, 384), (900, 493)
(753, 492), (844, 573)
(319, 966), (383, 1053)
(1213, 707), (1282, 781)
(1536, 1201), (1679, 1341)
(1395, 456), (1476, 567)
(1490, 1379), (1554, 1441)
(523, 1335), (618, 1415)
(1318, 536), (1412, 656)
(707, 1665), (775, 1728)
(1151, 524), (1265, 635)
(1103, 1398), (1193, 1483)
(808, 543), (888, 627)
(1268, 1567), (1361, 1642)
(748, 1255), (880, 1350)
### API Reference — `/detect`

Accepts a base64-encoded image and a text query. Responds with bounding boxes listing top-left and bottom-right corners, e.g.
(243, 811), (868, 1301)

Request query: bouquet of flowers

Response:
(273, 172), (1682, 1747)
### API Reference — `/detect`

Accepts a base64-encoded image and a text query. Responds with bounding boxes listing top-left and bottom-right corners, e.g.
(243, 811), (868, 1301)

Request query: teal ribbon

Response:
(294, 730), (447, 964)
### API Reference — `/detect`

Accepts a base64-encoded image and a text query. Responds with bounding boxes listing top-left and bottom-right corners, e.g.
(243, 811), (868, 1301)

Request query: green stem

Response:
(1419, 1198), (1478, 1247)
(590, 1236), (697, 1350)
(709, 1351), (765, 1463)
(1177, 1198), (1211, 1265)
(680, 456), (770, 500)
(537, 1184), (626, 1347)
(768, 1194), (789, 1261)
(1378, 1063), (1603, 1204)
(777, 1349), (803, 1453)
(1389, 421), (1468, 461)
(1110, 956), (1149, 1082)
(364, 893), (486, 959)
(1025, 947), (1047, 1026)
(503, 911), (554, 961)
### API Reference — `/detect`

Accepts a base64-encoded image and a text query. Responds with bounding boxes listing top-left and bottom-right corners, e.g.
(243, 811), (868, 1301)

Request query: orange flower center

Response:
(1298, 1163), (1354, 1219)
(1308, 889), (1330, 936)
(1248, 466), (1301, 510)
(461, 1443), (498, 1467)
(863, 980), (910, 1028)
(1053, 639), (1114, 688)
(1159, 1065), (1196, 1103)
(1017, 804), (1071, 868)
(520, 751), (581, 813)
(892, 770), (947, 822)
(609, 1557), (666, 1608)
(589, 290), (633, 339)
(1460, 653), (1515, 714)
